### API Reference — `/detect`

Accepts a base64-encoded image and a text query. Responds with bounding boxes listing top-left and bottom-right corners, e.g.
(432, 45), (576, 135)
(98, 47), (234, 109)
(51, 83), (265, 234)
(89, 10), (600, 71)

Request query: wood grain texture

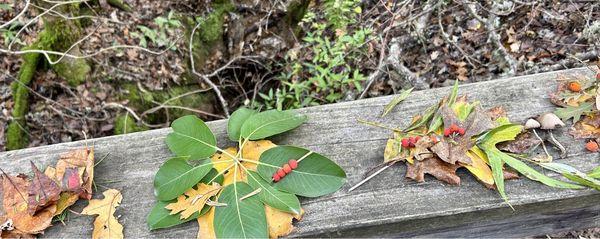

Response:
(1, 67), (599, 238)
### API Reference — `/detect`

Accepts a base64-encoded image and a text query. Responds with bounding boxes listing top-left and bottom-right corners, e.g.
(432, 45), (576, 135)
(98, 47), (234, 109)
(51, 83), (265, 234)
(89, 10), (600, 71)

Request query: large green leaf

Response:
(165, 115), (217, 159)
(214, 182), (268, 238)
(504, 158), (582, 189)
(153, 158), (213, 201)
(240, 110), (307, 140)
(146, 200), (199, 230)
(382, 88), (412, 117)
(539, 163), (596, 190)
(554, 102), (594, 123)
(589, 166), (600, 179)
(257, 146), (346, 197)
(246, 171), (301, 214)
(478, 124), (523, 205)
(228, 107), (257, 141)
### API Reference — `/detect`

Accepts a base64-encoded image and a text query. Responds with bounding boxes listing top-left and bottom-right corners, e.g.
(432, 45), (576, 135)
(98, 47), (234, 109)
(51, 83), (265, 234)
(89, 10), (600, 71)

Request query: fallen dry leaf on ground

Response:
(81, 188), (123, 239)
(196, 207), (216, 239)
(405, 157), (461, 185)
(55, 148), (95, 200)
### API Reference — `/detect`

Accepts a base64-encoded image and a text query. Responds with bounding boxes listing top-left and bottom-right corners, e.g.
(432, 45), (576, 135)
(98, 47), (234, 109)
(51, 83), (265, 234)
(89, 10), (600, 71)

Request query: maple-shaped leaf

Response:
(405, 157), (461, 185)
(165, 183), (221, 220)
(27, 162), (61, 215)
(81, 189), (123, 239)
(430, 105), (494, 165)
(554, 101), (594, 123)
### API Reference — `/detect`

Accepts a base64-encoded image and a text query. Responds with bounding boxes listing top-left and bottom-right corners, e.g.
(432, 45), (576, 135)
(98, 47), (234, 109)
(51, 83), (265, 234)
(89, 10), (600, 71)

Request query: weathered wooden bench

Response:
(1, 67), (599, 238)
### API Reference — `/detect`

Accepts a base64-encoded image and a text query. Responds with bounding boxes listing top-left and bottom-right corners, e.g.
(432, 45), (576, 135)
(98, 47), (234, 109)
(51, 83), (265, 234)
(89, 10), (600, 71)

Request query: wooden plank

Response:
(1, 67), (599, 238)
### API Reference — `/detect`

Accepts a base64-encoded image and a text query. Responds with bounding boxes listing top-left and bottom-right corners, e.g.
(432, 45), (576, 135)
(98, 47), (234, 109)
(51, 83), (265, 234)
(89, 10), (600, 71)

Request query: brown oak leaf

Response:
(405, 157), (461, 185)
(570, 113), (600, 139)
(1, 175), (56, 235)
(497, 132), (541, 154)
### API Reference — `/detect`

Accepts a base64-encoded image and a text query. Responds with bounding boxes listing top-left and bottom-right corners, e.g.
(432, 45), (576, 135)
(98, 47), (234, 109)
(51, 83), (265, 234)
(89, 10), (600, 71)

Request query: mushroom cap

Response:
(536, 113), (565, 130)
(524, 118), (541, 129)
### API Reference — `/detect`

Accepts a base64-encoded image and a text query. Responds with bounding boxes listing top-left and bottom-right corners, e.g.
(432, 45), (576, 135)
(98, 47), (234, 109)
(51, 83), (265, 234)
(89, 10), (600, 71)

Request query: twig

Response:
(461, 0), (518, 75)
(0, 0), (31, 29)
(189, 21), (230, 118)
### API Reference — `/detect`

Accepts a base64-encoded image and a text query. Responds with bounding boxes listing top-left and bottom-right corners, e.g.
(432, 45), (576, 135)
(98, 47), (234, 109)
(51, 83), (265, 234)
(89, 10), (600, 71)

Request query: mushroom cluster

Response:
(523, 112), (566, 160)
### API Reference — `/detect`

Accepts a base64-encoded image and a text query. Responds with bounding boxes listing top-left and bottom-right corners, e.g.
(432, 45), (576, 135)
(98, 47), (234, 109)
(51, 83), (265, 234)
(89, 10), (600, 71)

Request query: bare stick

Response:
(348, 162), (394, 192)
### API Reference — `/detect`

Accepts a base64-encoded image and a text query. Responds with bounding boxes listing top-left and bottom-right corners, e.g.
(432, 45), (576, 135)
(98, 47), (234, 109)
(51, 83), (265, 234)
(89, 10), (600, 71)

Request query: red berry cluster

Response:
(443, 123), (465, 137)
(401, 136), (421, 148)
(272, 159), (298, 182)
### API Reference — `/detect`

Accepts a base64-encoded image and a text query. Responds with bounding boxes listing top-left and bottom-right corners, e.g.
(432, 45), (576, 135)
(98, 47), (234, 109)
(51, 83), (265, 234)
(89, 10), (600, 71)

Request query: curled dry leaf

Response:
(81, 189), (124, 239)
(55, 148), (95, 200)
(27, 162), (60, 215)
(1, 175), (56, 236)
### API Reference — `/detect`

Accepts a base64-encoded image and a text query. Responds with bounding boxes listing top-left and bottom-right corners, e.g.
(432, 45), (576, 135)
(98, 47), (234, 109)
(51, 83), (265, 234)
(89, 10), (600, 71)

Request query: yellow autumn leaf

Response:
(464, 147), (494, 185)
(197, 207), (216, 239)
(211, 140), (277, 186)
(165, 183), (221, 219)
(81, 189), (123, 239)
(265, 205), (304, 239)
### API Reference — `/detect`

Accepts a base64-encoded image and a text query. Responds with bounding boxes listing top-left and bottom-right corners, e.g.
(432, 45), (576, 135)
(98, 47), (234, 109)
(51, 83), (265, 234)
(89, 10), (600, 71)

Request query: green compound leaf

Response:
(246, 171), (301, 215)
(147, 168), (221, 230)
(257, 146), (346, 197)
(228, 107), (257, 141)
(214, 182), (268, 239)
(554, 101), (594, 123)
(240, 110), (307, 140)
(153, 157), (213, 201)
(146, 200), (199, 230)
(166, 115), (217, 159)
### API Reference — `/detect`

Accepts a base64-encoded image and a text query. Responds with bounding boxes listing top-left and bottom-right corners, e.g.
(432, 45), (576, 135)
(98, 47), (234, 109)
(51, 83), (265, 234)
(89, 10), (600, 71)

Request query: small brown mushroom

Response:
(537, 113), (565, 130)
(536, 113), (567, 158)
(524, 118), (551, 161)
(524, 118), (541, 130)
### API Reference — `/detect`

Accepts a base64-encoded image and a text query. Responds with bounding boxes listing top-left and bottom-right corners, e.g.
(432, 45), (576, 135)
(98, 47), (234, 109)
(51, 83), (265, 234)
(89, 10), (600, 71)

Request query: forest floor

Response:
(0, 0), (599, 237)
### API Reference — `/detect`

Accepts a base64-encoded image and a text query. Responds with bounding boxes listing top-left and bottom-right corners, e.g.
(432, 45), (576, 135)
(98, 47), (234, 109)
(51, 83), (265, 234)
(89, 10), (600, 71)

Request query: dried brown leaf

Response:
(27, 162), (60, 215)
(405, 157), (461, 185)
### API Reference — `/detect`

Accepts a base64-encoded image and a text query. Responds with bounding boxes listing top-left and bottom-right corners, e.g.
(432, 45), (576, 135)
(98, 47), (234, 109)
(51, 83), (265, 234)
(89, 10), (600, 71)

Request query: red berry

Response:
(272, 174), (281, 182)
(408, 137), (416, 147)
(283, 164), (292, 173)
(457, 127), (466, 135)
(415, 136), (421, 142)
(401, 138), (409, 148)
(443, 128), (451, 137)
(596, 73), (600, 80)
(585, 141), (599, 152)
(277, 169), (286, 178)
(450, 123), (459, 133)
(288, 159), (298, 169)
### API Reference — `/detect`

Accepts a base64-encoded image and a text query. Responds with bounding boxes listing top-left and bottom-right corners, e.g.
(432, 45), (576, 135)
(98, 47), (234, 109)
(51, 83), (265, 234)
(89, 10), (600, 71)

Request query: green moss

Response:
(118, 83), (215, 124)
(114, 114), (148, 135)
(285, 0), (310, 26)
(6, 122), (28, 150)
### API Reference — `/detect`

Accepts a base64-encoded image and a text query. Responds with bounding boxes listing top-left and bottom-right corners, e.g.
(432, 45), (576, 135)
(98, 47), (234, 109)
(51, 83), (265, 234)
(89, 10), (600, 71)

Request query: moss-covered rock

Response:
(181, 0), (234, 82)
(6, 46), (41, 150)
(114, 114), (148, 135)
(119, 83), (216, 124)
